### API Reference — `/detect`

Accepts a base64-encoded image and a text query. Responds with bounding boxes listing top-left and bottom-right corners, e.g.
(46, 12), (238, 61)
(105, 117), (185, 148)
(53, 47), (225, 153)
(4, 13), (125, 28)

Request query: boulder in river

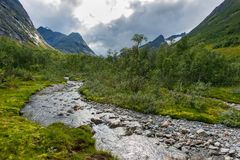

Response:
(91, 118), (104, 125)
(73, 105), (82, 111)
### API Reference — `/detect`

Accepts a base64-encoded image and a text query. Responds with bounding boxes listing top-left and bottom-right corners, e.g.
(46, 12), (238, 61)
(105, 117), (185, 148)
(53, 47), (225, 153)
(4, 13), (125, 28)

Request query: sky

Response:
(20, 0), (224, 55)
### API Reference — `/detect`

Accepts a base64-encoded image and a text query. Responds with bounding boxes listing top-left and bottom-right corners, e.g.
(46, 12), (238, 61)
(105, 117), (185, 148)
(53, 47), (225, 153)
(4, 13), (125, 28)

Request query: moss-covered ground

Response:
(0, 79), (114, 160)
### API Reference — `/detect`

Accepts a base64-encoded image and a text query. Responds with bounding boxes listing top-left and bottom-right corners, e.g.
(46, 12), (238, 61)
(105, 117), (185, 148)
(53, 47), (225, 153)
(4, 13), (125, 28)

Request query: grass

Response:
(0, 79), (114, 160)
(189, 0), (240, 47)
(80, 79), (240, 127)
(206, 86), (240, 104)
(214, 46), (240, 59)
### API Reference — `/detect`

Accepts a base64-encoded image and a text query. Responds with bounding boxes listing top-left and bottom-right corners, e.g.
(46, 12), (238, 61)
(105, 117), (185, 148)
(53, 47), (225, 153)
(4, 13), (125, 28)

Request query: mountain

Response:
(141, 35), (166, 49)
(142, 33), (186, 49)
(166, 32), (186, 44)
(0, 0), (46, 46)
(38, 27), (95, 55)
(189, 0), (240, 48)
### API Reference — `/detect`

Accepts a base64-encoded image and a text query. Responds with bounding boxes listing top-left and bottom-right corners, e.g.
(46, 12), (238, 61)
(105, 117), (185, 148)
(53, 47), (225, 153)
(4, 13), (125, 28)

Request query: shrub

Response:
(221, 109), (240, 127)
(11, 68), (33, 81)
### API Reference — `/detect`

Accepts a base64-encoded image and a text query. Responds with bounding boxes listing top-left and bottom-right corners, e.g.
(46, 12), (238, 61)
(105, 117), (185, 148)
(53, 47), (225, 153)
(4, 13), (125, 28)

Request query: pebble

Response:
(161, 121), (171, 128)
(91, 118), (103, 125)
(215, 142), (221, 147)
(209, 145), (219, 150)
(196, 129), (208, 136)
(220, 148), (230, 154)
(73, 105), (82, 111)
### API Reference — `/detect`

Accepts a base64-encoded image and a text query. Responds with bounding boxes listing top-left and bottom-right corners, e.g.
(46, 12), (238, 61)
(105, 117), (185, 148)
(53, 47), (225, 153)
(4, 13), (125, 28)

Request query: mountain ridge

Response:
(0, 0), (46, 46)
(189, 0), (240, 48)
(141, 35), (166, 49)
(38, 27), (95, 55)
(141, 32), (186, 49)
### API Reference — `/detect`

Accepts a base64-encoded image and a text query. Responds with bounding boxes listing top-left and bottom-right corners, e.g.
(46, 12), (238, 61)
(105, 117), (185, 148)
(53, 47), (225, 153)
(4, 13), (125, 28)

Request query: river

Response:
(21, 81), (240, 160)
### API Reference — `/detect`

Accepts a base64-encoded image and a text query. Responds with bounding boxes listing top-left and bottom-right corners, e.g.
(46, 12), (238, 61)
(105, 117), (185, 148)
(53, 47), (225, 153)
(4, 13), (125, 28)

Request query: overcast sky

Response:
(20, 0), (223, 55)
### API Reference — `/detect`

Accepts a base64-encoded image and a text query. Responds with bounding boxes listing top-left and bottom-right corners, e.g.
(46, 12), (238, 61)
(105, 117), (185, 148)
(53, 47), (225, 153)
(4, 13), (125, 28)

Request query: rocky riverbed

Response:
(21, 81), (240, 160)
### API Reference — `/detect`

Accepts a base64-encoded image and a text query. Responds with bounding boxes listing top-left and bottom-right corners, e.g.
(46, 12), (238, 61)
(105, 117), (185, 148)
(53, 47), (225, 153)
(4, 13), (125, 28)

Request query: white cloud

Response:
(74, 0), (132, 28)
(20, 0), (224, 55)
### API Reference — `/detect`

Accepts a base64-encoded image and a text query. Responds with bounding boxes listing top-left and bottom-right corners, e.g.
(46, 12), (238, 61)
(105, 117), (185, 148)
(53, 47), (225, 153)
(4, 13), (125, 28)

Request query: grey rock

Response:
(220, 148), (230, 154)
(214, 142), (221, 147)
(224, 156), (231, 160)
(73, 105), (82, 111)
(109, 120), (123, 128)
(165, 134), (172, 138)
(196, 129), (208, 136)
(228, 149), (236, 156)
(161, 121), (171, 128)
(145, 130), (154, 137)
(91, 118), (103, 125)
(174, 143), (183, 149)
(190, 154), (205, 160)
(180, 127), (189, 134)
(67, 110), (74, 114)
(181, 146), (190, 154)
(209, 145), (219, 150)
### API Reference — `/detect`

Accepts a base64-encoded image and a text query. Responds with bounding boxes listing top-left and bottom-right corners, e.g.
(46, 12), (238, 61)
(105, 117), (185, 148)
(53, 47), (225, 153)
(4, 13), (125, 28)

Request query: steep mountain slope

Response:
(189, 0), (240, 48)
(38, 27), (95, 55)
(0, 0), (46, 46)
(141, 35), (166, 49)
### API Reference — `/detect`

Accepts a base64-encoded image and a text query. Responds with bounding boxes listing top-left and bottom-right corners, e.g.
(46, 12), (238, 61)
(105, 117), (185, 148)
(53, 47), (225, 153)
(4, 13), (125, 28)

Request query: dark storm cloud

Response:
(86, 0), (223, 54)
(20, 0), (83, 34)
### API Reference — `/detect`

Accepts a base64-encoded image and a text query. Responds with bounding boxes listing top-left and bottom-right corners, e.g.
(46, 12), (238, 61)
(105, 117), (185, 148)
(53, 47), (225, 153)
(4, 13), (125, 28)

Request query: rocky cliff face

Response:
(0, 0), (46, 45)
(38, 27), (95, 55)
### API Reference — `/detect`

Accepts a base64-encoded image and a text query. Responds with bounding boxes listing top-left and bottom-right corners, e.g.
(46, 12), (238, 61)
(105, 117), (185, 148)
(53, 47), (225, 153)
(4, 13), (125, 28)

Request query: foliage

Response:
(189, 0), (240, 48)
(79, 35), (240, 125)
(0, 37), (115, 159)
(0, 79), (114, 160)
(131, 34), (148, 47)
(221, 109), (240, 127)
(1, 33), (240, 152)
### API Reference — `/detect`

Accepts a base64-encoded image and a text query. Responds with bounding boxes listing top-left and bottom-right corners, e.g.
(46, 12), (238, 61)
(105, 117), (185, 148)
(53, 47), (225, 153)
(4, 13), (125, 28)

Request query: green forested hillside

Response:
(189, 0), (240, 48)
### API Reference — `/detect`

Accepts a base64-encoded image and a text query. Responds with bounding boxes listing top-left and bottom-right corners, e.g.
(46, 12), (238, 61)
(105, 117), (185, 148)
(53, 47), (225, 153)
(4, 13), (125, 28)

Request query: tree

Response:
(131, 34), (147, 47)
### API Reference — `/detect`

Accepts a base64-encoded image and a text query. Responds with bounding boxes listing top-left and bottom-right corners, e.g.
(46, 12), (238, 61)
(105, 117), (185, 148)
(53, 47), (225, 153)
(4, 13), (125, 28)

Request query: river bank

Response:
(21, 81), (240, 160)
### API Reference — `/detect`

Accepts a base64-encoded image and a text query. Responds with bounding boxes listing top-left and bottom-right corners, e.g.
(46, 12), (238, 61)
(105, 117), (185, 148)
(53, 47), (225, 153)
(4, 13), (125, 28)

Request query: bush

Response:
(221, 109), (240, 127)
(1, 75), (19, 88)
(213, 36), (240, 48)
(0, 69), (4, 83)
(11, 68), (33, 81)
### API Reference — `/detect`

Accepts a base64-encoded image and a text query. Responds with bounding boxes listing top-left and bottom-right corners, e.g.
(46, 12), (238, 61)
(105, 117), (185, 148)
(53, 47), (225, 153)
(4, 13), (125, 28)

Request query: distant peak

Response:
(155, 35), (165, 40)
(157, 35), (164, 38)
(166, 32), (186, 41)
(38, 26), (52, 32)
(69, 32), (82, 37)
(38, 27), (95, 55)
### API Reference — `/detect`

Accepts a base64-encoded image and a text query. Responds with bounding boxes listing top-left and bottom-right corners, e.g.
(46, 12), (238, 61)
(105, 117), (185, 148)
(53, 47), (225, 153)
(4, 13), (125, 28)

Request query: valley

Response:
(1, 0), (240, 159)
(21, 80), (240, 159)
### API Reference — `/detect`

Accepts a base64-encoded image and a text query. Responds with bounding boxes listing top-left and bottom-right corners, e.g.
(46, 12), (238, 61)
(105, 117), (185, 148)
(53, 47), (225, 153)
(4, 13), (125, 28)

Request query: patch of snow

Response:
(166, 37), (183, 45)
